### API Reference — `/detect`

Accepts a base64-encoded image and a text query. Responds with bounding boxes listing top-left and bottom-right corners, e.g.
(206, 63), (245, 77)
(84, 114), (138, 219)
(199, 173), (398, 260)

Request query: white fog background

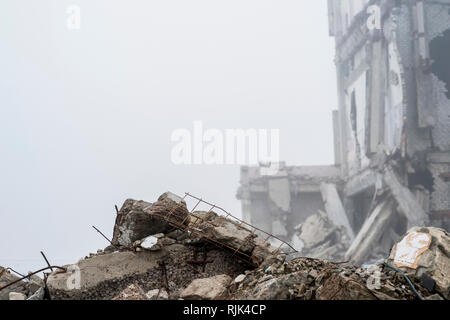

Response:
(0, 1), (337, 272)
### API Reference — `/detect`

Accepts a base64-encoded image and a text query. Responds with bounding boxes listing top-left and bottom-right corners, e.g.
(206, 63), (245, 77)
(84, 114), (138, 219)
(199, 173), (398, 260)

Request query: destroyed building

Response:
(237, 0), (450, 265)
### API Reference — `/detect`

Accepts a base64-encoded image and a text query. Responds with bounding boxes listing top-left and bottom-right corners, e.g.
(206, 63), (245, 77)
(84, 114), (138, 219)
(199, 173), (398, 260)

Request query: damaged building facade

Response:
(237, 0), (450, 265)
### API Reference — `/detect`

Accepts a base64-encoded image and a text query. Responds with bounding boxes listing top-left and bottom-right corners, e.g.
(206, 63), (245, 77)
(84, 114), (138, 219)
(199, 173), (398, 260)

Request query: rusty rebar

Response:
(40, 251), (53, 272)
(92, 226), (115, 247)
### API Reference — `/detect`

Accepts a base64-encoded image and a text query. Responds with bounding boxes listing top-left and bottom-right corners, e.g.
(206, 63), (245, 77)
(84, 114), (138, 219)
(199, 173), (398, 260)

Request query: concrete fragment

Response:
(388, 227), (450, 299)
(112, 284), (148, 300)
(9, 292), (27, 300)
(47, 250), (167, 299)
(146, 289), (169, 300)
(112, 192), (189, 246)
(180, 275), (231, 300)
(197, 213), (256, 254)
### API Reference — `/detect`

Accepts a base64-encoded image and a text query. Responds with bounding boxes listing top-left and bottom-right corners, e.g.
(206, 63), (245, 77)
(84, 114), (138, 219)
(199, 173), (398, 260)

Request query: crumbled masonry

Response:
(1, 192), (448, 300)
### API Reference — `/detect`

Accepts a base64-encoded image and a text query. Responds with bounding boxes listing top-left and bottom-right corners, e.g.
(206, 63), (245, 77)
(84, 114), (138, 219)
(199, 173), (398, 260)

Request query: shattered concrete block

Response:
(180, 275), (232, 300)
(146, 289), (169, 300)
(197, 213), (256, 254)
(388, 227), (450, 299)
(112, 284), (148, 300)
(9, 292), (27, 300)
(47, 250), (168, 300)
(112, 192), (190, 246)
(297, 211), (337, 249)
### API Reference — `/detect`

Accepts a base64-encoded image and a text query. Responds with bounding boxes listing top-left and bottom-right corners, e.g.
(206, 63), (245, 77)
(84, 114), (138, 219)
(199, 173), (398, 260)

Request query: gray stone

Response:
(180, 274), (232, 300)
(112, 192), (189, 246)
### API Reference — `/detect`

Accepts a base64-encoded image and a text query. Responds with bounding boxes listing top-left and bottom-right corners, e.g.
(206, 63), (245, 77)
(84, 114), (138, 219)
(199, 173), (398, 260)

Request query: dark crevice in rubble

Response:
(350, 187), (375, 233)
(430, 28), (450, 99)
(408, 168), (435, 193)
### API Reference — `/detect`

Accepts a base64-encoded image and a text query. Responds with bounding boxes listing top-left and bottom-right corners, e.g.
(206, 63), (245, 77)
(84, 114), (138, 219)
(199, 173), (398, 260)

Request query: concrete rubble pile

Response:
(230, 226), (449, 300)
(1, 192), (448, 300)
(0, 268), (45, 301)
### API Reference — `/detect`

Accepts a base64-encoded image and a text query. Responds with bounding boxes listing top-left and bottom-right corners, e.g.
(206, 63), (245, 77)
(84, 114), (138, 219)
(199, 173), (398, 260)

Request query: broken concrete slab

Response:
(180, 274), (231, 300)
(112, 192), (190, 246)
(47, 250), (168, 299)
(320, 183), (355, 239)
(384, 168), (429, 228)
(388, 227), (450, 299)
(345, 198), (397, 265)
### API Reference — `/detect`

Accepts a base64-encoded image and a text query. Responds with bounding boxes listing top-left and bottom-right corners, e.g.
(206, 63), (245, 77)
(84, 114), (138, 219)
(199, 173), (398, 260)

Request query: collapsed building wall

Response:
(237, 0), (450, 266)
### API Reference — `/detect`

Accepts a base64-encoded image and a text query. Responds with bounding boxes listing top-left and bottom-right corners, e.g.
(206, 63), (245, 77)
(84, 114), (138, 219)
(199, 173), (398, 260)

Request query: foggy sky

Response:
(0, 0), (337, 272)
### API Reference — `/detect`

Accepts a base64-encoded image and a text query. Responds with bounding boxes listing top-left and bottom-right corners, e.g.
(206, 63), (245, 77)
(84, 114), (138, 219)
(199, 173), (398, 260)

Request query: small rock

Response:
(234, 274), (246, 284)
(146, 289), (169, 300)
(9, 292), (27, 300)
(112, 284), (148, 300)
(141, 236), (161, 251)
(180, 275), (232, 300)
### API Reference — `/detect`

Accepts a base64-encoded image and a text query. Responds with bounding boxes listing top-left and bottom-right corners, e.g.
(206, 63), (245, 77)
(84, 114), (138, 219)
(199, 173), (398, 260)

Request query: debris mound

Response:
(1, 192), (448, 300)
